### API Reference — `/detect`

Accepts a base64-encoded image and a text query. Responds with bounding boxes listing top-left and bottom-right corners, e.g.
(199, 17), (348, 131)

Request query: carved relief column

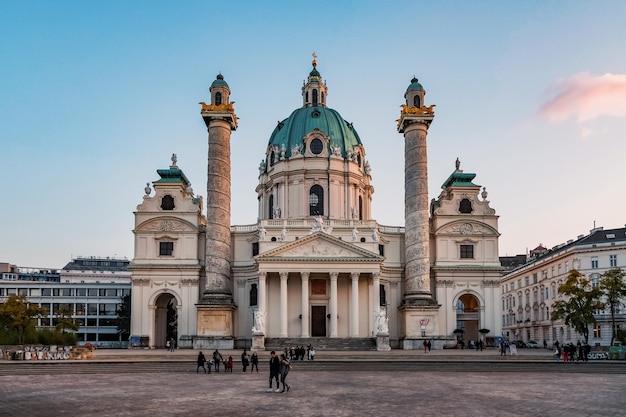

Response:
(397, 80), (436, 306)
(329, 272), (338, 338)
(258, 272), (267, 332)
(201, 75), (237, 304)
(280, 272), (289, 337)
(301, 272), (310, 337)
(350, 272), (360, 337)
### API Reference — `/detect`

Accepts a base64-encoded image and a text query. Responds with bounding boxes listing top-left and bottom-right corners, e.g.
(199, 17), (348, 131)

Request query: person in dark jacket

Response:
(196, 351), (207, 374)
(213, 350), (223, 373)
(251, 351), (259, 373)
(267, 351), (281, 392)
(241, 349), (250, 373)
(279, 353), (291, 393)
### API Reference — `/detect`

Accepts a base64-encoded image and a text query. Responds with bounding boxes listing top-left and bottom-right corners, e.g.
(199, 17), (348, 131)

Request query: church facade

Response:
(130, 58), (503, 350)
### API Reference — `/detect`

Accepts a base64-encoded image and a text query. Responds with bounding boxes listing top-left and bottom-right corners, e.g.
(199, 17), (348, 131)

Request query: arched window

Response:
(215, 92), (222, 106)
(312, 89), (318, 106)
(270, 151), (275, 166)
(250, 284), (258, 306)
(456, 300), (465, 313)
(305, 91), (309, 103)
(413, 95), (421, 108)
(459, 198), (473, 213)
(309, 185), (324, 215)
(268, 195), (274, 219)
(321, 92), (325, 105)
(358, 196), (363, 220)
(379, 284), (386, 306)
(161, 195), (175, 210)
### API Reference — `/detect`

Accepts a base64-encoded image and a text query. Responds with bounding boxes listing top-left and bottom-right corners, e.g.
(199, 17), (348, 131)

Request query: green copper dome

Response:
(406, 77), (424, 92)
(211, 73), (229, 90)
(267, 106), (362, 159)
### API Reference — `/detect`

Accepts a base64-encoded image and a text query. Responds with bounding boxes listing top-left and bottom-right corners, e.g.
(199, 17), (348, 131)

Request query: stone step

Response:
(264, 337), (377, 351)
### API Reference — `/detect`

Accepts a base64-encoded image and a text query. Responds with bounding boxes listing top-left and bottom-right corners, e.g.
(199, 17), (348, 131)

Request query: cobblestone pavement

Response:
(1, 367), (624, 416)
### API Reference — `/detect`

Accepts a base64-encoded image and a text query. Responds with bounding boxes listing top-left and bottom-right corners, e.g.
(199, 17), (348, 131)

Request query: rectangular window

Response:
(87, 303), (98, 315)
(88, 288), (98, 297)
(460, 245), (474, 259)
(76, 288), (87, 297)
(591, 256), (599, 269)
(7, 288), (17, 296)
(30, 288), (41, 297)
(99, 303), (117, 316)
(545, 288), (549, 300)
(160, 242), (174, 256)
(533, 273), (538, 284)
(610, 255), (617, 267)
(18, 288), (28, 296)
(75, 303), (86, 315)
(524, 277), (529, 287)
(593, 324), (601, 338)
(252, 242), (259, 257)
(517, 279), (521, 289)
(86, 318), (98, 326)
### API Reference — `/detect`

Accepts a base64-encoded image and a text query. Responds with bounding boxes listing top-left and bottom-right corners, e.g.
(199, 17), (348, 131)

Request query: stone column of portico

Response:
(300, 272), (310, 337)
(350, 272), (360, 337)
(372, 272), (380, 330)
(329, 272), (338, 338)
(258, 272), (267, 331)
(280, 272), (288, 337)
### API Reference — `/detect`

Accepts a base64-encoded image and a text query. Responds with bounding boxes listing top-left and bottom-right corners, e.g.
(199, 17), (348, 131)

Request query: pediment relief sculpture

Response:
(136, 218), (195, 232)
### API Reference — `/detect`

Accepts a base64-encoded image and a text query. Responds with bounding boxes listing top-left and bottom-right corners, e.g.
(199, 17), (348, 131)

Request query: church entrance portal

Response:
(155, 293), (177, 349)
(311, 306), (326, 337)
(456, 294), (479, 344)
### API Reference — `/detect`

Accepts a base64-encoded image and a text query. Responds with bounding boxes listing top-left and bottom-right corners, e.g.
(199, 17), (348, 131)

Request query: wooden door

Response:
(311, 306), (326, 337)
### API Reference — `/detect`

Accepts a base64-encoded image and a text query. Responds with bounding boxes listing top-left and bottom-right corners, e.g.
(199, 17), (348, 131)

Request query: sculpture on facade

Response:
(144, 182), (151, 197)
(280, 226), (287, 241)
(455, 157), (461, 171)
(291, 144), (303, 156)
(258, 225), (266, 241)
(280, 144), (286, 161)
(273, 206), (281, 219)
(171, 153), (177, 167)
(252, 310), (265, 334)
(371, 227), (380, 242)
(374, 308), (389, 334)
(259, 159), (266, 174)
(364, 160), (371, 176)
(351, 227), (358, 242)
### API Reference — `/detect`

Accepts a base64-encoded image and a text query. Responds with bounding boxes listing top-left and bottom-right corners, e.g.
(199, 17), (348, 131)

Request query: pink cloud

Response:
(539, 73), (626, 123)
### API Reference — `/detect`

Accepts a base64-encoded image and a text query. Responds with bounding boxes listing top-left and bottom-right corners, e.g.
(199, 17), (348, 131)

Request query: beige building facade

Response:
(130, 60), (503, 349)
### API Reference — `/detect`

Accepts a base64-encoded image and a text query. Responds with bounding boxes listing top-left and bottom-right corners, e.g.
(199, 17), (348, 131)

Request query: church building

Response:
(130, 57), (503, 350)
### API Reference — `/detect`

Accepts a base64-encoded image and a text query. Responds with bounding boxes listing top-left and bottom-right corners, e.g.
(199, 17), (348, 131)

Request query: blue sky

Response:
(2, 1), (625, 268)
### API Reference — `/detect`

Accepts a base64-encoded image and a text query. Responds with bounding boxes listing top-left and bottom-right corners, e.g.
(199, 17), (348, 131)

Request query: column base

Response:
(196, 304), (236, 338)
(376, 332), (391, 351)
(192, 336), (235, 350)
(398, 303), (440, 348)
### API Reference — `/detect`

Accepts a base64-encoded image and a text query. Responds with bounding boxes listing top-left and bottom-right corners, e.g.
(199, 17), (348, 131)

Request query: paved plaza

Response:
(1, 352), (625, 417)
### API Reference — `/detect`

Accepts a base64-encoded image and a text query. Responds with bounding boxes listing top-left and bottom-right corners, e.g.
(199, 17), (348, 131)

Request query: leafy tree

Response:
(0, 295), (43, 345)
(551, 269), (603, 344)
(55, 307), (79, 334)
(116, 293), (132, 341)
(599, 267), (626, 346)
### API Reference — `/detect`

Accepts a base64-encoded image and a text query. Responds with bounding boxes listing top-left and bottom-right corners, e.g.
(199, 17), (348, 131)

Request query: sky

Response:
(2, 1), (625, 268)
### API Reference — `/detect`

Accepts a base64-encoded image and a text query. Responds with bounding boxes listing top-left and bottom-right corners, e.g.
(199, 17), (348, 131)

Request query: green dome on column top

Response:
(267, 106), (363, 159)
(406, 76), (424, 92)
(210, 73), (230, 90)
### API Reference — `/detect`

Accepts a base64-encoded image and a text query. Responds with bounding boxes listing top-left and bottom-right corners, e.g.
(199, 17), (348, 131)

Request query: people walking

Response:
(267, 351), (281, 392)
(279, 353), (291, 393)
(197, 351), (207, 373)
(242, 349), (250, 373)
(226, 355), (234, 373)
(213, 350), (223, 373)
(169, 338), (175, 352)
(251, 351), (259, 373)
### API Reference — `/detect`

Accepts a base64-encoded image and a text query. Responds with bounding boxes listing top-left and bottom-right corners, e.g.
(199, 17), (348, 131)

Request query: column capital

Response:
(258, 271), (267, 280)
(372, 271), (380, 280)
(300, 272), (310, 281)
(329, 272), (338, 280)
(351, 272), (360, 281)
(280, 271), (289, 281)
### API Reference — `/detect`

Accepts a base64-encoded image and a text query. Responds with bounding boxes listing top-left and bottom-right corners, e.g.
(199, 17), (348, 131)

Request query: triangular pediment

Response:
(256, 232), (383, 262)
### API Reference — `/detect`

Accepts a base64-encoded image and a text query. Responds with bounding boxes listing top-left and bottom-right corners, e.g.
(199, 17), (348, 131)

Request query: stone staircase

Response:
(264, 337), (377, 351)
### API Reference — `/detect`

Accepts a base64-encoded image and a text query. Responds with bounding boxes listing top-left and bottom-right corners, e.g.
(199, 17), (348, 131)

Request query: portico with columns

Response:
(252, 232), (385, 340)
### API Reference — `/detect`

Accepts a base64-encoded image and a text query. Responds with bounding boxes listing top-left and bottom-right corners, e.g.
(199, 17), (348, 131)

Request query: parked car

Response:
(526, 341), (539, 348)
(512, 340), (527, 348)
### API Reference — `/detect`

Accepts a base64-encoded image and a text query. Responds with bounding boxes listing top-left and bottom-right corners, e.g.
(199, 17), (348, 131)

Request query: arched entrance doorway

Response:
(456, 293), (480, 345)
(155, 293), (178, 349)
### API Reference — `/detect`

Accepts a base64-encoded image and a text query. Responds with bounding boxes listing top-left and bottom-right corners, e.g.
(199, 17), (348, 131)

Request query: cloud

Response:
(539, 73), (626, 123)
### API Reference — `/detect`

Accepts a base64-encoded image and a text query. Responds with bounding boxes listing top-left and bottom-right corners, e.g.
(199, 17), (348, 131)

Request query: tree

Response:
(0, 295), (43, 345)
(599, 267), (626, 346)
(116, 292), (131, 341)
(551, 269), (603, 344)
(55, 307), (79, 334)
